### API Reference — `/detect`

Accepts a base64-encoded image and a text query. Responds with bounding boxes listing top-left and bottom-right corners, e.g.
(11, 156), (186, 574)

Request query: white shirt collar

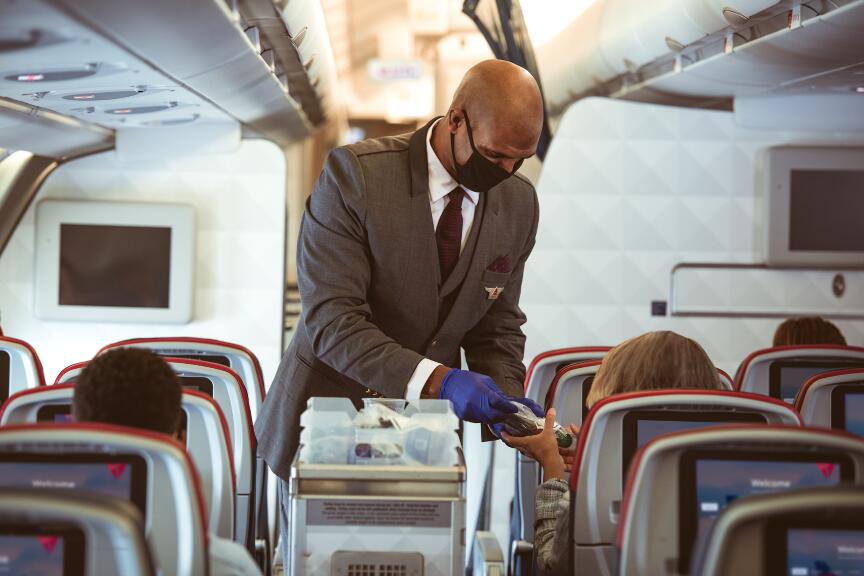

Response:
(426, 118), (479, 205)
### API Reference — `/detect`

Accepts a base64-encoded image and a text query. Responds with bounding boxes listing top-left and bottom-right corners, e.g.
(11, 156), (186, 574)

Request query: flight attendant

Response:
(256, 58), (546, 544)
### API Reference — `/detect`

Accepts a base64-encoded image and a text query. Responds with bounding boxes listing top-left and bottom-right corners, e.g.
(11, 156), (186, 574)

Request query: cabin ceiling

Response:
(0, 0), (335, 157)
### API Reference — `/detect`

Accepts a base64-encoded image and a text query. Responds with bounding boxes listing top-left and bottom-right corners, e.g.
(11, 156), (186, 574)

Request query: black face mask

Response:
(449, 111), (523, 192)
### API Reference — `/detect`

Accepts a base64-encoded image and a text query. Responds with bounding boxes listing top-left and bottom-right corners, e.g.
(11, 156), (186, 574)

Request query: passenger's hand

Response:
(438, 369), (518, 424)
(560, 423), (580, 473)
(502, 409), (567, 481)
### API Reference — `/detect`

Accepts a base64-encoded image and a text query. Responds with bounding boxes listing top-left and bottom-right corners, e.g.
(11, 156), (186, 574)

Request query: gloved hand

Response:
(438, 369), (517, 424)
(490, 396), (545, 438)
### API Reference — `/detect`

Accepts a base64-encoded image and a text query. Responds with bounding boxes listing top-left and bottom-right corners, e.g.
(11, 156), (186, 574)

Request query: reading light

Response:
(63, 89), (142, 101)
(5, 66), (98, 82)
(106, 103), (177, 115)
(16, 73), (44, 82)
(856, 87), (864, 93)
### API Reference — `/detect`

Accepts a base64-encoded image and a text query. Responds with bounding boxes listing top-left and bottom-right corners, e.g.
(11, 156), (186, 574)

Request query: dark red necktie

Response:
(436, 186), (465, 282)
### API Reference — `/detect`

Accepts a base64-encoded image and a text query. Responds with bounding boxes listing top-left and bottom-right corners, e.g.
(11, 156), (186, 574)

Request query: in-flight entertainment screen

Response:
(770, 360), (864, 404)
(831, 386), (864, 438)
(0, 527), (84, 576)
(167, 353), (231, 368)
(0, 454), (147, 515)
(36, 405), (73, 423)
(621, 411), (766, 481)
(59, 223), (171, 308)
(786, 528), (864, 576)
(0, 351), (10, 406)
(789, 170), (864, 252)
(678, 451), (851, 572)
(178, 376), (214, 397)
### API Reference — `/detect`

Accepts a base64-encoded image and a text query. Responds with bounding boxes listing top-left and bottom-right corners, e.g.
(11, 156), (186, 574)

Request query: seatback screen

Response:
(787, 528), (864, 576)
(622, 411), (766, 480)
(844, 394), (864, 437)
(789, 170), (864, 252)
(831, 386), (864, 438)
(581, 375), (594, 421)
(59, 223), (171, 308)
(678, 451), (851, 573)
(770, 360), (864, 404)
(0, 351), (9, 405)
(168, 353), (231, 368)
(36, 405), (73, 423)
(0, 454), (147, 515)
(179, 376), (214, 397)
(0, 527), (84, 576)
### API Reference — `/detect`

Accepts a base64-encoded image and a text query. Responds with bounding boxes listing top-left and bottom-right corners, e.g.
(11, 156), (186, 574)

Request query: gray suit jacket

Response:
(255, 118), (539, 479)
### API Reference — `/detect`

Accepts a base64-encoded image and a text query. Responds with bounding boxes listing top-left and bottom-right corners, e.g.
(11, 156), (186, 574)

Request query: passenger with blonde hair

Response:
(503, 330), (723, 575)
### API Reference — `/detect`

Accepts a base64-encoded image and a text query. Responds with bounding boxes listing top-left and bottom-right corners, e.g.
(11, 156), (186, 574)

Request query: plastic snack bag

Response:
(503, 402), (574, 448)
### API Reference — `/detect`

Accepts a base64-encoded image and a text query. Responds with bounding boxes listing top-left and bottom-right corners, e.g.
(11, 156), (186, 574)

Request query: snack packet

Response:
(503, 402), (574, 448)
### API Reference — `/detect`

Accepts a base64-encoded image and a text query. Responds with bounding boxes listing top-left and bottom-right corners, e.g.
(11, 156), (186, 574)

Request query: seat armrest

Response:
(473, 531), (505, 576)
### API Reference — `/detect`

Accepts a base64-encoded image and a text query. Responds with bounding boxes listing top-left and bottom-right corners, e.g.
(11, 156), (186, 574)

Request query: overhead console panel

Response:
(0, 0), (333, 155)
(537, 0), (864, 115)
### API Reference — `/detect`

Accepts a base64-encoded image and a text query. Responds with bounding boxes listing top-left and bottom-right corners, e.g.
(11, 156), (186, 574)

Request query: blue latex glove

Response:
(438, 369), (518, 424)
(490, 396), (545, 438)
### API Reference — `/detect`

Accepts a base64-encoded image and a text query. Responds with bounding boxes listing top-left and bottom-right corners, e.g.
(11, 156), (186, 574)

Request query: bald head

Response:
(433, 59), (544, 177)
(452, 60), (544, 137)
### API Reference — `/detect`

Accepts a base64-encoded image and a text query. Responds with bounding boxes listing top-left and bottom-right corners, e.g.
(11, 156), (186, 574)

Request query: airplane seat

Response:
(795, 368), (864, 435)
(0, 336), (46, 402)
(568, 391), (800, 576)
(523, 347), (612, 402)
(512, 347), (610, 574)
(0, 423), (210, 575)
(99, 338), (269, 562)
(544, 360), (602, 425)
(0, 489), (155, 576)
(0, 384), (237, 541)
(615, 426), (864, 576)
(716, 368), (733, 390)
(53, 361), (88, 385)
(690, 487), (864, 576)
(160, 358), (256, 552)
(734, 345), (864, 403)
(97, 337), (267, 419)
(545, 363), (735, 424)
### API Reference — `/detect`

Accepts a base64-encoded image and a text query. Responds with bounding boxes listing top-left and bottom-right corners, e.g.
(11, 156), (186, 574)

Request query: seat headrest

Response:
(692, 487), (864, 576)
(0, 336), (46, 389)
(0, 489), (155, 576)
(0, 423), (210, 575)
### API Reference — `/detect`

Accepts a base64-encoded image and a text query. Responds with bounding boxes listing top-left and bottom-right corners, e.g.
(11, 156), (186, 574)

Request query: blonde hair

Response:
(586, 331), (722, 408)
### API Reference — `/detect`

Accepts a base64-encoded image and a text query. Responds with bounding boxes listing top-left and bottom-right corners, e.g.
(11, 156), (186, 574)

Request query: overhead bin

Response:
(535, 0), (864, 114)
(0, 0), (335, 154)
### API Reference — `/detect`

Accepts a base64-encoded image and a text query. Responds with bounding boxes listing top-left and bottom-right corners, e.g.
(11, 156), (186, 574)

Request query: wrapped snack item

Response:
(503, 402), (574, 448)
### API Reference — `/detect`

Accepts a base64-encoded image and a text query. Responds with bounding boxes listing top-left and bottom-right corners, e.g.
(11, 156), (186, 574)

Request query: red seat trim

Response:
(100, 337), (266, 401)
(544, 360), (602, 412)
(0, 383), (76, 422)
(734, 345), (864, 390)
(53, 361), (88, 385)
(523, 347), (611, 394)
(162, 358), (257, 452)
(0, 422), (210, 547)
(182, 389), (238, 494)
(0, 336), (46, 387)
(1, 384), (238, 507)
(794, 368), (864, 412)
(615, 423), (859, 547)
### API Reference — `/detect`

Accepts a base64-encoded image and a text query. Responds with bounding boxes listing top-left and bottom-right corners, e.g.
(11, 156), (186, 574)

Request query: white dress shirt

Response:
(405, 119), (480, 400)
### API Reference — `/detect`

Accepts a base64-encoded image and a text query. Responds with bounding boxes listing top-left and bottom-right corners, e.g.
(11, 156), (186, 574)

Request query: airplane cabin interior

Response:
(0, 0), (863, 575)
